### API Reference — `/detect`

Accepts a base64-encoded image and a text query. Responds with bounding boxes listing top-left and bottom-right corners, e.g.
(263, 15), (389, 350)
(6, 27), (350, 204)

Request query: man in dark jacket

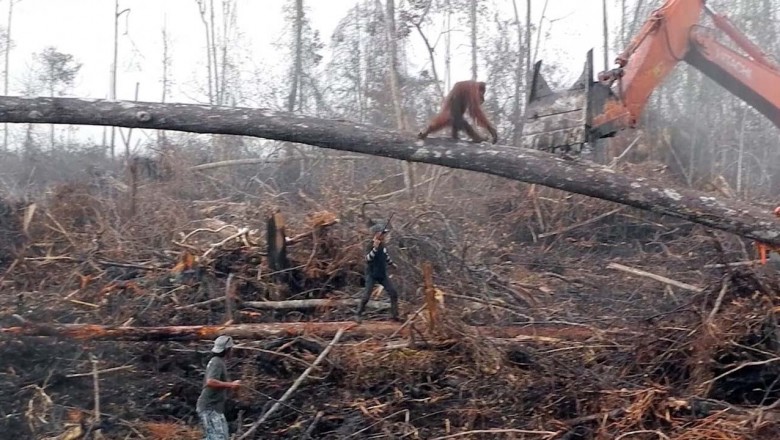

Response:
(356, 224), (400, 322)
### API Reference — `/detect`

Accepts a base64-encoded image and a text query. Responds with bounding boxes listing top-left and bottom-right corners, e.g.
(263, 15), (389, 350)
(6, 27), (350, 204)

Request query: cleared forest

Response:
(2, 0), (780, 439)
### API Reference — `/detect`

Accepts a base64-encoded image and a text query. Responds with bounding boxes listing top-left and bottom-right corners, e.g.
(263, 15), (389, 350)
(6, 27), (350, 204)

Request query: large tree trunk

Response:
(1, 96), (779, 244)
(1, 320), (610, 341)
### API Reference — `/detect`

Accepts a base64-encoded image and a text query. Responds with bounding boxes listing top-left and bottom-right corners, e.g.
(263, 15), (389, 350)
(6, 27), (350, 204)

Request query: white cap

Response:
(211, 335), (234, 353)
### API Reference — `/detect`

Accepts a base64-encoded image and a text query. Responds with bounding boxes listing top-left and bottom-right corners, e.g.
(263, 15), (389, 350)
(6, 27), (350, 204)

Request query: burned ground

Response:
(1, 154), (780, 439)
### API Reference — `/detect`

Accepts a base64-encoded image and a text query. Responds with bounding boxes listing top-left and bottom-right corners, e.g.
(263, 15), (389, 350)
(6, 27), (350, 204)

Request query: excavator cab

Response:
(521, 50), (620, 154)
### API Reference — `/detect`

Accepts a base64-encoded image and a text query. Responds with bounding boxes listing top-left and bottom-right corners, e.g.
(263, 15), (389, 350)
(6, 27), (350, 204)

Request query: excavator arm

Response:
(686, 8), (780, 126)
(522, 0), (780, 153)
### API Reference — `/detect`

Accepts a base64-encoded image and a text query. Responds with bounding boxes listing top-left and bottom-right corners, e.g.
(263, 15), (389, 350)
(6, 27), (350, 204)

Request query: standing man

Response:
(356, 223), (400, 322)
(197, 335), (241, 440)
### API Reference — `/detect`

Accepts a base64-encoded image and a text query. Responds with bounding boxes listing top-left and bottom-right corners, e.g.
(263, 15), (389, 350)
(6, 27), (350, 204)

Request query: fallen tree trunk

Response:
(242, 298), (389, 310)
(0, 321), (623, 341)
(1, 96), (778, 244)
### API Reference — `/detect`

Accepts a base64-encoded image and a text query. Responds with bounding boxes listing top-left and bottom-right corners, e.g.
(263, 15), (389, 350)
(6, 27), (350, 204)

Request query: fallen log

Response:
(0, 96), (779, 244)
(0, 321), (629, 342)
(242, 299), (389, 310)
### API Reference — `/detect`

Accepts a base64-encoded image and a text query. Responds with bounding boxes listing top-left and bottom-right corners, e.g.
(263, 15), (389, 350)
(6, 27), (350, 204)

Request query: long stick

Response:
(606, 263), (704, 293)
(225, 273), (234, 323)
(238, 327), (346, 440)
(538, 208), (622, 238)
(243, 298), (389, 311)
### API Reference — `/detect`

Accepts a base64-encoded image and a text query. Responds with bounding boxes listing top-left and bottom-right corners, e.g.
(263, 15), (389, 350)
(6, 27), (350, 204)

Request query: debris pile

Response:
(1, 158), (779, 439)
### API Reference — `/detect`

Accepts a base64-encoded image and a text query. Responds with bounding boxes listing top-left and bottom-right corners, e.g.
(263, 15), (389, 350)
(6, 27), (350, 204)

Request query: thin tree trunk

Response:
(49, 83), (54, 148)
(525, 0), (531, 98)
(287, 0), (303, 113)
(158, 20), (170, 150)
(445, 0), (451, 90)
(196, 0), (213, 104)
(384, 0), (414, 198)
(3, 0), (12, 152)
(469, 0), (477, 80)
(384, 0), (403, 130)
(219, 1), (234, 106)
(602, 0), (609, 71)
(629, 0), (646, 38)
(736, 106), (748, 197)
(110, 0), (120, 159)
(209, 0), (219, 104)
(620, 0), (627, 47)
(532, 0), (549, 65)
(354, 2), (364, 120)
(511, 0), (524, 146)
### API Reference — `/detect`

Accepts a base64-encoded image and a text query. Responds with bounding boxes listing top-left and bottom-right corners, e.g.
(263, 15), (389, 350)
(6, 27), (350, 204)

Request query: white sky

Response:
(7, 0), (612, 143)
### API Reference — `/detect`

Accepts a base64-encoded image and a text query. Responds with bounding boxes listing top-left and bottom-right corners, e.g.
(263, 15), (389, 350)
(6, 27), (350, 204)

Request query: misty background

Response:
(0, 0), (778, 198)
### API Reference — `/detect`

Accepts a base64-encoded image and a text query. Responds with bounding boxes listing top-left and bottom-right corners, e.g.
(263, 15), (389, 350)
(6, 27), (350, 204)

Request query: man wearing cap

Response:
(197, 335), (240, 440)
(356, 223), (400, 322)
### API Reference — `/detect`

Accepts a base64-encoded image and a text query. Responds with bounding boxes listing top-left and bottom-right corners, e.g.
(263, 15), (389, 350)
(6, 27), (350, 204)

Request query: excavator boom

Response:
(522, 0), (780, 153)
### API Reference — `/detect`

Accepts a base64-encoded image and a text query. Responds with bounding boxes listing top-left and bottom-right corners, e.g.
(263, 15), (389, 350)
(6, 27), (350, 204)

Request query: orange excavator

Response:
(522, 0), (780, 154)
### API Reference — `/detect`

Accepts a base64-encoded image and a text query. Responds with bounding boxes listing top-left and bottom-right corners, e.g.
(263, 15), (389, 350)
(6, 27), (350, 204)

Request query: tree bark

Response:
(0, 320), (610, 341)
(1, 96), (779, 244)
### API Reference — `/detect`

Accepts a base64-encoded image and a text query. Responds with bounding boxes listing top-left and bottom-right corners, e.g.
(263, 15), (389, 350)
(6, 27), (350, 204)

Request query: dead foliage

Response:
(1, 156), (779, 439)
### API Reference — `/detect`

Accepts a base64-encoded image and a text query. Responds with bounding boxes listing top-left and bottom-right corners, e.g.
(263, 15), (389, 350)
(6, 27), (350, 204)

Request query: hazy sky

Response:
(7, 0), (611, 143)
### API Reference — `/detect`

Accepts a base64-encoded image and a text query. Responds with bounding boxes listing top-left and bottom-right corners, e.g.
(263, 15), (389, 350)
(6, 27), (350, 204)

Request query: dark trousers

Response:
(357, 274), (399, 319)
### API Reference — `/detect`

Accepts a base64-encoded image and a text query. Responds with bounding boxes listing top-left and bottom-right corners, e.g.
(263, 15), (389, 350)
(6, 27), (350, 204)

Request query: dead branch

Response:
(238, 327), (346, 440)
(430, 429), (558, 439)
(285, 220), (339, 245)
(606, 262), (704, 293)
(65, 365), (134, 378)
(538, 207), (623, 238)
(202, 227), (249, 259)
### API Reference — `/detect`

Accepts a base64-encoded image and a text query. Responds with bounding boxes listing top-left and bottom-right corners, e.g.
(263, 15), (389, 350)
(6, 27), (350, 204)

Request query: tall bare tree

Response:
(469, 0), (478, 80)
(602, 0), (609, 71)
(110, 0), (130, 159)
(526, 0), (531, 93)
(383, 0), (414, 197)
(3, 0), (15, 152)
(445, 0), (452, 90)
(195, 0), (214, 104)
(511, 0), (525, 146)
(288, 0), (304, 112)
(158, 19), (172, 150)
